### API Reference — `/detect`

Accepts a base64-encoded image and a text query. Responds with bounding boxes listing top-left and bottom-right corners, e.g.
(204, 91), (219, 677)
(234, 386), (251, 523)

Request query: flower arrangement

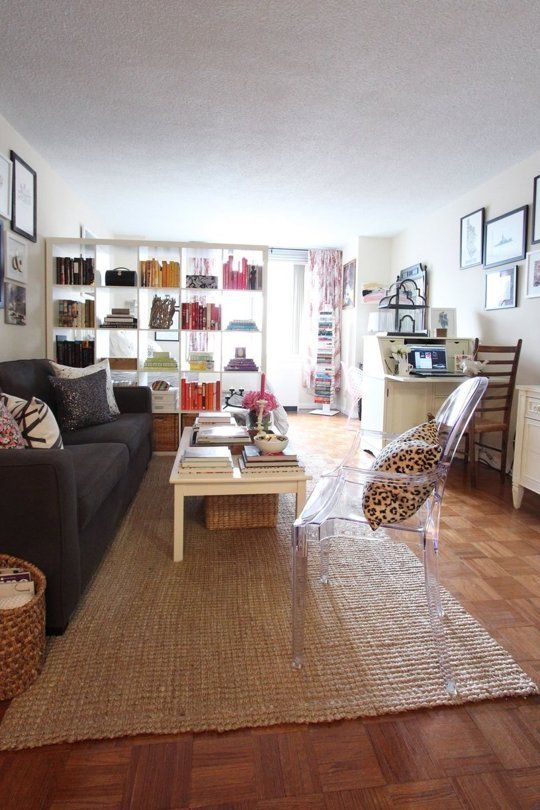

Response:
(391, 346), (408, 361)
(241, 390), (279, 415)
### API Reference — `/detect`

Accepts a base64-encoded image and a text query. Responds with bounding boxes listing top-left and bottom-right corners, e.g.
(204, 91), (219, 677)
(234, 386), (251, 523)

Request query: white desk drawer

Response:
(526, 397), (540, 422)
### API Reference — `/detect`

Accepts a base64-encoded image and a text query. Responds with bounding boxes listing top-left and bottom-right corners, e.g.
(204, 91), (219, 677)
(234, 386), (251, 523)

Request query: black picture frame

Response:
(459, 207), (484, 269)
(484, 205), (528, 269)
(0, 220), (4, 309)
(484, 265), (518, 310)
(10, 151), (37, 242)
(532, 175), (540, 245)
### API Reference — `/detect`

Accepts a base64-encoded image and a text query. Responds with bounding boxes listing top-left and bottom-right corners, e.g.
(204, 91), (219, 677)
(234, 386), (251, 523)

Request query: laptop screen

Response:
(408, 346), (447, 371)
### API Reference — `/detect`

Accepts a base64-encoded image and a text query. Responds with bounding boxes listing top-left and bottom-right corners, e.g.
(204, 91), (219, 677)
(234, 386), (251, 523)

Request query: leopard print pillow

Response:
(362, 435), (442, 530)
(398, 420), (439, 444)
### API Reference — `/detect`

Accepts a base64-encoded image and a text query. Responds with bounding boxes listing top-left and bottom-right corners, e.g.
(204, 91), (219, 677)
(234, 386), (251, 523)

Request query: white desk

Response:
(512, 385), (540, 508)
(169, 428), (311, 561)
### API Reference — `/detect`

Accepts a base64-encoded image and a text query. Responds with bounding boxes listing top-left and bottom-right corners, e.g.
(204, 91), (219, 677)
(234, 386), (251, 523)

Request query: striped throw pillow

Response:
(1, 393), (63, 449)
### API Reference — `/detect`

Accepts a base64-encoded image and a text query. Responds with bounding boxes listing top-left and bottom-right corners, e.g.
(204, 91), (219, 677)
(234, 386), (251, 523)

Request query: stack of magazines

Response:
(179, 446), (234, 477)
(0, 567), (35, 610)
(195, 425), (251, 446)
(239, 445), (303, 476)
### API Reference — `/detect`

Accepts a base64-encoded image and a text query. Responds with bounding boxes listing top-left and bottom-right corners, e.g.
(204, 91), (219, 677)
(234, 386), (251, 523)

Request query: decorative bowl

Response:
(254, 434), (289, 455)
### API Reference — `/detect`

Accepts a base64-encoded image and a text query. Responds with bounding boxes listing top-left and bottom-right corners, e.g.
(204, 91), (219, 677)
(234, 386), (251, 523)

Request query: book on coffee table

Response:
(195, 425), (251, 446)
(242, 445), (299, 465)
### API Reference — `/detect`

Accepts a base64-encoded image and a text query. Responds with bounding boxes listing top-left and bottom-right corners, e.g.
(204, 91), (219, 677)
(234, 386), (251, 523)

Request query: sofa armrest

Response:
(114, 385), (152, 414)
(0, 449), (81, 632)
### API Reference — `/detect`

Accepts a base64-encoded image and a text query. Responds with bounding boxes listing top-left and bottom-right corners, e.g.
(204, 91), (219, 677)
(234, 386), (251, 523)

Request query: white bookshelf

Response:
(46, 238), (268, 418)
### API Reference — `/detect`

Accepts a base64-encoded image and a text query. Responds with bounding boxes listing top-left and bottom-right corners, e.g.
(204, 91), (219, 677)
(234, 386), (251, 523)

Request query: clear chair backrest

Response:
(435, 377), (488, 463)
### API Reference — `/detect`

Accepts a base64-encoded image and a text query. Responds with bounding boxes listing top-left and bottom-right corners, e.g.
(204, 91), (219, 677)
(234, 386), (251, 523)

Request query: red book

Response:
(241, 257), (247, 290)
(216, 380), (221, 410)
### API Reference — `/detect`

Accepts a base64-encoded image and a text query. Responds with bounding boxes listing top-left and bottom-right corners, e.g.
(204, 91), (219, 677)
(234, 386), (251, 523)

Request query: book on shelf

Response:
(188, 351), (214, 371)
(140, 259), (180, 287)
(143, 351), (178, 370)
(55, 337), (95, 367)
(57, 299), (94, 328)
(195, 425), (251, 446)
(222, 255), (263, 290)
(181, 379), (221, 411)
(181, 302), (221, 330)
(55, 256), (95, 285)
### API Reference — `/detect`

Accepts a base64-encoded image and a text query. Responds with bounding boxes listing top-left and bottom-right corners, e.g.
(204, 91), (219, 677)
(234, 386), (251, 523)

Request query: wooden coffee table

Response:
(169, 427), (311, 562)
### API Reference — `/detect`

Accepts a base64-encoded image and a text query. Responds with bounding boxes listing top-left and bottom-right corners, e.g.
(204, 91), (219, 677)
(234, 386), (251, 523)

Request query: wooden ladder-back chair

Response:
(465, 338), (522, 485)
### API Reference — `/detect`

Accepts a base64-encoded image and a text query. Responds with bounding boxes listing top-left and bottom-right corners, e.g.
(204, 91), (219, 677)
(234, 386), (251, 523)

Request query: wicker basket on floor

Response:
(204, 494), (279, 530)
(0, 554), (46, 700)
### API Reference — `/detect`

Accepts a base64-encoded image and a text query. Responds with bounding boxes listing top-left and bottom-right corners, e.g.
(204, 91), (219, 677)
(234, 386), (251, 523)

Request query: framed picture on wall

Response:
(459, 207), (484, 268)
(525, 250), (540, 298)
(0, 220), (4, 309)
(5, 231), (28, 283)
(532, 175), (540, 245)
(0, 153), (12, 220)
(484, 265), (518, 310)
(10, 151), (37, 242)
(342, 259), (356, 308)
(484, 206), (528, 268)
(4, 280), (26, 325)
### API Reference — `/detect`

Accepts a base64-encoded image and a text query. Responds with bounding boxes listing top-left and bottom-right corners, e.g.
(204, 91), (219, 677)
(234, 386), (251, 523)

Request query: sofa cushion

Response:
(1, 392), (63, 449)
(0, 401), (25, 449)
(51, 359), (120, 416)
(61, 412), (152, 459)
(0, 359), (55, 409)
(65, 443), (129, 530)
(50, 370), (116, 432)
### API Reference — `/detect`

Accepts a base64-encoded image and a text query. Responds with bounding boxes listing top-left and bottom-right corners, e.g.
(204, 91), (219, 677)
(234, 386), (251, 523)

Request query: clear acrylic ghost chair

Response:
(292, 376), (488, 697)
(340, 363), (364, 429)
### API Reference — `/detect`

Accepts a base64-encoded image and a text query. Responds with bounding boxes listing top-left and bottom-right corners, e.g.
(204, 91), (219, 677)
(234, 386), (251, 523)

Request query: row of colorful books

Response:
(180, 302), (221, 330)
(222, 256), (263, 290)
(57, 299), (95, 328)
(55, 257), (95, 285)
(181, 379), (222, 411)
(55, 338), (95, 368)
(140, 259), (181, 288)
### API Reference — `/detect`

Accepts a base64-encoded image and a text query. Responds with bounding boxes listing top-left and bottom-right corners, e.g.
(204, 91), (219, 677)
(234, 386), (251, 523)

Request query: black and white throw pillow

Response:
(0, 393), (63, 449)
(49, 369), (117, 432)
(50, 358), (120, 417)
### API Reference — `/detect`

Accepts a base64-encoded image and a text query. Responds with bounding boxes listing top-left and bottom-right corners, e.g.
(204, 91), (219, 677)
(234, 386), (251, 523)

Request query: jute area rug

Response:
(0, 457), (536, 750)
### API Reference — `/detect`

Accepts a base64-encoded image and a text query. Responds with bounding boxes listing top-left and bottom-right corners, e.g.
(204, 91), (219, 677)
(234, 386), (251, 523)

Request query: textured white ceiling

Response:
(1, 0), (539, 247)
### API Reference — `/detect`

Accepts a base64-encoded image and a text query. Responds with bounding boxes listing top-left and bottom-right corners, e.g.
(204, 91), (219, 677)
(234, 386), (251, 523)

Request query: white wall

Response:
(391, 149), (540, 387)
(0, 113), (109, 361)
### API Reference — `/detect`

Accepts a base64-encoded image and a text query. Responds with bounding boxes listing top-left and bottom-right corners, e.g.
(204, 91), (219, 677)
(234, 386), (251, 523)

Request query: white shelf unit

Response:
(46, 238), (268, 418)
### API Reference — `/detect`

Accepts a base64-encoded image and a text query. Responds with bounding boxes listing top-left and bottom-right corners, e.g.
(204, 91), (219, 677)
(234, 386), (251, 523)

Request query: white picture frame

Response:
(526, 250), (540, 299)
(5, 231), (28, 283)
(430, 307), (456, 337)
(485, 265), (518, 310)
(0, 153), (12, 220)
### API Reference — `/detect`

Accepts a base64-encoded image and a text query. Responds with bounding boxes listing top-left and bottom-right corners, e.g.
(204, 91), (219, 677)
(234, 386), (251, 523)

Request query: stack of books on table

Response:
(239, 445), (303, 476)
(178, 447), (234, 477)
(195, 424), (251, 446)
(195, 412), (235, 427)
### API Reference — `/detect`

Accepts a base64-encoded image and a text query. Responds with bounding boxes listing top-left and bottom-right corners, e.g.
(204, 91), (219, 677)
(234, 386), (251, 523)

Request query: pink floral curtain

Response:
(302, 249), (343, 394)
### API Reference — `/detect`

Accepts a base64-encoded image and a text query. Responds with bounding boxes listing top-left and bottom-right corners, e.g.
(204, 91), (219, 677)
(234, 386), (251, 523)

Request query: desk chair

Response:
(464, 339), (522, 485)
(292, 377), (487, 697)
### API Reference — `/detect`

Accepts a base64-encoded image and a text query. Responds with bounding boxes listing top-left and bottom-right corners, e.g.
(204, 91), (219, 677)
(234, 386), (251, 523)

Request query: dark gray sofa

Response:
(0, 359), (152, 633)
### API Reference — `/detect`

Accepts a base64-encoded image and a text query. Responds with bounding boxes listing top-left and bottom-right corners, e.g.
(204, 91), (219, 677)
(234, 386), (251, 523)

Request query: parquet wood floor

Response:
(1, 414), (539, 809)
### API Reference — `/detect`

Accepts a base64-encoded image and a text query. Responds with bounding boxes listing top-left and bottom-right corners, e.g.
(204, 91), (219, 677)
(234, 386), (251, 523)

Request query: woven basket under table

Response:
(204, 494), (279, 530)
(0, 554), (46, 701)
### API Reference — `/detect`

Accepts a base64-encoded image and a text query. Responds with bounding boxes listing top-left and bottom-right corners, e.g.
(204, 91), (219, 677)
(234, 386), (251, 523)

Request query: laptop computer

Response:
(407, 345), (464, 377)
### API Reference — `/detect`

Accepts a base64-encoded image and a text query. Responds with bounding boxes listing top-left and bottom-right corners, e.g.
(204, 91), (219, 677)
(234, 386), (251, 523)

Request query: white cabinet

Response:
(512, 385), (540, 508)
(362, 335), (473, 451)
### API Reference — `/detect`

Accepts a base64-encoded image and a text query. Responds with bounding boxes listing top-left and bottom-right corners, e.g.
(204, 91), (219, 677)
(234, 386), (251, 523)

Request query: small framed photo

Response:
(4, 280), (26, 325)
(430, 307), (456, 337)
(460, 208), (484, 269)
(5, 231), (28, 283)
(525, 250), (540, 298)
(484, 206), (528, 268)
(532, 175), (540, 245)
(485, 265), (518, 310)
(342, 259), (356, 308)
(0, 153), (12, 220)
(235, 347), (246, 358)
(10, 151), (37, 242)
